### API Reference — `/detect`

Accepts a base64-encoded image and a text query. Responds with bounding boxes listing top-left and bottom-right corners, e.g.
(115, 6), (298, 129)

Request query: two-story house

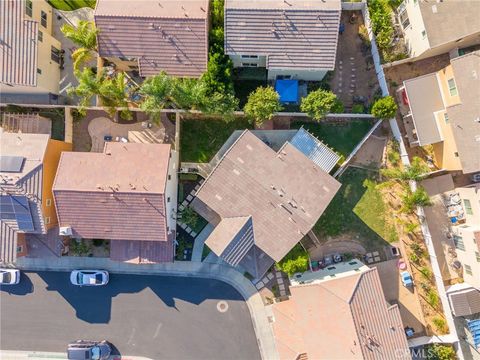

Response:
(94, 0), (209, 78)
(0, 0), (63, 104)
(396, 0), (480, 60)
(397, 50), (480, 174)
(224, 0), (341, 81)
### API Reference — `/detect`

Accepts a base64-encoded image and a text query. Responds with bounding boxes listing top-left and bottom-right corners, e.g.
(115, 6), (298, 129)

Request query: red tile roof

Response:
(53, 143), (171, 242)
(272, 268), (410, 360)
(110, 237), (174, 263)
(94, 0), (208, 77)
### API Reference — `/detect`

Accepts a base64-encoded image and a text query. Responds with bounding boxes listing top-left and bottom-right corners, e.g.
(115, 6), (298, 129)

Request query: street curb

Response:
(15, 258), (278, 360)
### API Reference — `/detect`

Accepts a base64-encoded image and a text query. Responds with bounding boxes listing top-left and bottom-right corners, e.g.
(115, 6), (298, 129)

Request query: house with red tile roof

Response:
(271, 261), (410, 360)
(53, 142), (177, 263)
(94, 0), (209, 78)
(191, 130), (341, 278)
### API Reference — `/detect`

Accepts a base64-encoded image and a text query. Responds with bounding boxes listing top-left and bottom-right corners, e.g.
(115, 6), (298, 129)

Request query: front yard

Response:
(291, 119), (374, 160)
(314, 167), (398, 251)
(180, 116), (253, 163)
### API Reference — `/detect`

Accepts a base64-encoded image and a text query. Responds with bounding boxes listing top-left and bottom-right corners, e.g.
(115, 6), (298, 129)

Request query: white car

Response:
(0, 268), (20, 285)
(70, 270), (109, 286)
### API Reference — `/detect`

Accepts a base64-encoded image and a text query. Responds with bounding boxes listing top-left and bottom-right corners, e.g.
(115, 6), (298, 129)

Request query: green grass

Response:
(47, 0), (96, 11)
(181, 116), (253, 162)
(291, 119), (374, 158)
(314, 168), (398, 251)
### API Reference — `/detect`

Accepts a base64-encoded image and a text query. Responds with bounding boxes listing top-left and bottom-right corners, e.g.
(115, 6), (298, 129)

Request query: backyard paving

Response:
(351, 133), (387, 168)
(308, 239), (366, 261)
(332, 11), (378, 110)
(374, 259), (426, 336)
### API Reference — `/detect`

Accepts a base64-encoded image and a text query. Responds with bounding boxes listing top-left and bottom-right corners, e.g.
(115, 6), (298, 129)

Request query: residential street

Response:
(0, 271), (261, 360)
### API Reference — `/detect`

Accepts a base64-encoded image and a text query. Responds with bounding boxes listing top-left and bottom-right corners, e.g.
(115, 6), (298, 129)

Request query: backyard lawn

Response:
(234, 79), (267, 108)
(291, 119), (374, 159)
(181, 116), (252, 163)
(47, 0), (96, 10)
(314, 167), (398, 251)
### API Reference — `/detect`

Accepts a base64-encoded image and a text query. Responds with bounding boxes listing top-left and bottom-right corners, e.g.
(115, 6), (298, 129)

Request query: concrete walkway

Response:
(191, 223), (214, 262)
(0, 350), (151, 360)
(15, 257), (278, 360)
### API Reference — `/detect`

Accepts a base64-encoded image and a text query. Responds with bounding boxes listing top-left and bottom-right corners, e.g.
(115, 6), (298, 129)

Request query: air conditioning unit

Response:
(59, 226), (72, 236)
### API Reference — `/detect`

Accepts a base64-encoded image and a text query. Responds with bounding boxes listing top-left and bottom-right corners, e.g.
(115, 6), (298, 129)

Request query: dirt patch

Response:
(331, 11), (379, 110)
(383, 53), (451, 94)
(352, 134), (387, 167)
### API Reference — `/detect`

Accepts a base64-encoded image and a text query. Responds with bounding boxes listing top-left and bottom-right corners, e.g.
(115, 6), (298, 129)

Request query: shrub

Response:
(69, 240), (90, 256)
(430, 320), (450, 338)
(387, 148), (400, 165)
(180, 206), (199, 229)
(402, 187), (432, 213)
(427, 289), (439, 308)
(358, 24), (371, 46)
(371, 96), (398, 119)
(300, 89), (339, 120)
(276, 244), (309, 276)
(244, 86), (282, 125)
(420, 266), (432, 281)
(92, 239), (104, 247)
(426, 344), (455, 359)
(409, 252), (420, 265)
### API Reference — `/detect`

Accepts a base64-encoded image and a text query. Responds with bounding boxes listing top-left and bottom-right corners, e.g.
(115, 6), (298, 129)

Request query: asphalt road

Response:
(0, 271), (261, 360)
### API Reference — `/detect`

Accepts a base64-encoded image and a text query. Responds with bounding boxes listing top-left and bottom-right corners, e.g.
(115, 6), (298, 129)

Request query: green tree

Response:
(402, 187), (432, 212)
(300, 89), (339, 120)
(202, 52), (234, 96)
(381, 156), (429, 182)
(68, 68), (130, 119)
(426, 344), (456, 360)
(244, 86), (282, 125)
(139, 72), (175, 119)
(61, 20), (98, 70)
(180, 206), (199, 229)
(276, 244), (309, 276)
(371, 95), (398, 119)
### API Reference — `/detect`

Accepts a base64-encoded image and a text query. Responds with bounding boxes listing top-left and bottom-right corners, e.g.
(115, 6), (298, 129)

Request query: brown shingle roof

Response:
(272, 268), (410, 360)
(0, 0), (38, 86)
(193, 130), (340, 262)
(53, 143), (171, 242)
(448, 286), (480, 317)
(225, 0), (341, 70)
(95, 0), (208, 77)
(448, 51), (480, 174)
(110, 238), (174, 263)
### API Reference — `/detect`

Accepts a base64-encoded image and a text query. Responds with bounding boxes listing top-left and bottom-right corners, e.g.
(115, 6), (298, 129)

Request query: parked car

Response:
(67, 340), (111, 360)
(70, 270), (109, 286)
(0, 268), (20, 285)
(401, 271), (414, 287)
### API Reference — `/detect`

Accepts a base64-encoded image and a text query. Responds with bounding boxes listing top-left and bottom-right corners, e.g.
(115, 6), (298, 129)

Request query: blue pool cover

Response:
(275, 79), (299, 104)
(467, 319), (480, 348)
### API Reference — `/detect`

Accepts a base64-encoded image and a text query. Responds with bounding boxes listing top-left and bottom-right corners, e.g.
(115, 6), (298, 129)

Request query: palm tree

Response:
(68, 68), (130, 119)
(61, 20), (98, 71)
(139, 72), (175, 120)
(381, 156), (430, 182)
(401, 187), (432, 213)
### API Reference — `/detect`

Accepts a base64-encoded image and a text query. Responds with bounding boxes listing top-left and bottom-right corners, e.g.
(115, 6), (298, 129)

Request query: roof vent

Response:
(200, 6), (206, 12)
(431, 5), (438, 13)
(105, 149), (112, 155)
(129, 183), (136, 190)
(149, 23), (155, 29)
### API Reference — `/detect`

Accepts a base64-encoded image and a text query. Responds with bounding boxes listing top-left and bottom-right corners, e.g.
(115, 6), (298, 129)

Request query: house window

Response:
(17, 245), (23, 253)
(45, 216), (51, 225)
(464, 199), (473, 215)
(168, 175), (171, 180)
(38, 30), (43, 42)
(447, 78), (458, 96)
(37, 68), (42, 74)
(444, 113), (449, 124)
(454, 152), (459, 157)
(464, 264), (472, 275)
(26, 0), (32, 17)
(51, 46), (61, 63)
(476, 252), (480, 262)
(399, 10), (410, 29)
(421, 30), (427, 39)
(41, 10), (47, 28)
(167, 197), (171, 203)
(46, 199), (52, 207)
(241, 63), (258, 68)
(241, 55), (258, 59)
(453, 234), (465, 251)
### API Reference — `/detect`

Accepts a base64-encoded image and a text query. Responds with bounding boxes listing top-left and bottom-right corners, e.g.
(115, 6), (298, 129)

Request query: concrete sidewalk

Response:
(0, 350), (151, 360)
(14, 257), (278, 360)
(191, 223), (214, 262)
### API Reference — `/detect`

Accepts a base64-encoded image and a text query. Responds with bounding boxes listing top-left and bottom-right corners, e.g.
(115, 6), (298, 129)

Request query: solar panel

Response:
(0, 195), (35, 232)
(0, 156), (25, 172)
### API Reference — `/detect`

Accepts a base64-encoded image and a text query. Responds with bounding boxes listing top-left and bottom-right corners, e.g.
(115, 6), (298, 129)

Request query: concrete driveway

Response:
(374, 260), (426, 336)
(0, 272), (261, 360)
